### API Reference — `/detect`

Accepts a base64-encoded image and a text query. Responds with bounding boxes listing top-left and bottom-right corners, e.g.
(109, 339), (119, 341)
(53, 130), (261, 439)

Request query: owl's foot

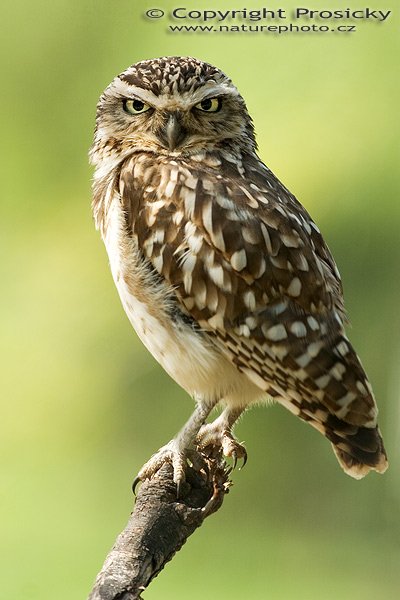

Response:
(133, 440), (208, 497)
(133, 400), (222, 496)
(196, 420), (247, 469)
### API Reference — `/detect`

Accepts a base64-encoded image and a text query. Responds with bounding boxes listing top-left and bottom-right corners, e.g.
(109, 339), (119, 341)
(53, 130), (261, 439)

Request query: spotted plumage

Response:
(90, 56), (387, 487)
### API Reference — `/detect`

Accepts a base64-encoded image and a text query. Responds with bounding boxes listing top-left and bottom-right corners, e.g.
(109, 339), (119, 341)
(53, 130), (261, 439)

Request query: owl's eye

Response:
(123, 99), (151, 115)
(195, 97), (222, 113)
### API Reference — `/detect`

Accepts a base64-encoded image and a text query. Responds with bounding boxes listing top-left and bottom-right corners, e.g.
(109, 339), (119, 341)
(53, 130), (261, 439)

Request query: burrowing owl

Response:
(90, 56), (387, 491)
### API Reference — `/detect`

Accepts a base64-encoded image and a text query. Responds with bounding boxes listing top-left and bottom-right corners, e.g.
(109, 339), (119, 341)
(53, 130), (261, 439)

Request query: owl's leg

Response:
(196, 406), (247, 468)
(134, 397), (219, 495)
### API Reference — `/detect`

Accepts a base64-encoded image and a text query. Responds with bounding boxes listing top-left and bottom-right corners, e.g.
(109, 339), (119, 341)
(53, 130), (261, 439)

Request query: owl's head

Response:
(90, 56), (256, 167)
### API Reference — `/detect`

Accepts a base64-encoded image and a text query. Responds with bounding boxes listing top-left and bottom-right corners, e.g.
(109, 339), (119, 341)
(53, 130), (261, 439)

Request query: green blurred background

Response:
(1, 1), (399, 598)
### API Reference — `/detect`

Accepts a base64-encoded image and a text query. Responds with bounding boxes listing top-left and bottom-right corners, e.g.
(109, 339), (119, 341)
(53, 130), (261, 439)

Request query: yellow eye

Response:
(195, 97), (222, 113)
(123, 99), (151, 115)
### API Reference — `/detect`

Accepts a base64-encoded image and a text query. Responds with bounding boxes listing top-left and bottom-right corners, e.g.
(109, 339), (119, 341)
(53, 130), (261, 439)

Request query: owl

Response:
(89, 56), (387, 492)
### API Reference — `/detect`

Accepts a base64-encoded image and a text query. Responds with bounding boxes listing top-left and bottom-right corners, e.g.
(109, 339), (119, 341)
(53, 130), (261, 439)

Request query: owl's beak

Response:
(158, 112), (187, 150)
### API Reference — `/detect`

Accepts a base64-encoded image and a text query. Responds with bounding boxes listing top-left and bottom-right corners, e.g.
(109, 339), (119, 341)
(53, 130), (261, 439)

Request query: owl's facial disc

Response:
(92, 58), (256, 160)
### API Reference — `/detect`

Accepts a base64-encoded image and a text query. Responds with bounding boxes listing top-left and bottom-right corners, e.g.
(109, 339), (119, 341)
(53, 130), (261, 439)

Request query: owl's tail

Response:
(299, 405), (388, 479)
(280, 332), (389, 479)
(318, 415), (388, 479)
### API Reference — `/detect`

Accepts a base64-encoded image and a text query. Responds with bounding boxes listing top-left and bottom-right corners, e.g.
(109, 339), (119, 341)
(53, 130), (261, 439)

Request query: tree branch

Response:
(88, 456), (232, 600)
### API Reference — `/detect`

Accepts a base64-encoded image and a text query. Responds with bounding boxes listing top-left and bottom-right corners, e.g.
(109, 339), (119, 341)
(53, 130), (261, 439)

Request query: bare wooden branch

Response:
(88, 456), (232, 600)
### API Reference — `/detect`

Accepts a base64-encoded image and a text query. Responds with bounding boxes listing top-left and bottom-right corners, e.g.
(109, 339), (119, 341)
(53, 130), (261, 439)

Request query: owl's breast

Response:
(102, 194), (244, 402)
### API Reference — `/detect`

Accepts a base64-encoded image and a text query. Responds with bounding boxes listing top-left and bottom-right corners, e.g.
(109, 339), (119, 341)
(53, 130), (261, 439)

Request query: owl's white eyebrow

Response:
(199, 92), (228, 102)
(193, 85), (237, 103)
(122, 86), (159, 106)
(112, 78), (237, 110)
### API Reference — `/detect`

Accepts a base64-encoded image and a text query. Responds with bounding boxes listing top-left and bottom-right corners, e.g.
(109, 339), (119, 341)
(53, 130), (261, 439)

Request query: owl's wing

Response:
(121, 153), (345, 324)
(120, 153), (378, 435)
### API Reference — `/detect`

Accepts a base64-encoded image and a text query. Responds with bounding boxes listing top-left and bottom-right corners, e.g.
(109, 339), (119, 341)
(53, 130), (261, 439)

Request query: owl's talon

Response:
(230, 447), (247, 470)
(232, 451), (238, 470)
(132, 476), (141, 496)
(239, 449), (248, 470)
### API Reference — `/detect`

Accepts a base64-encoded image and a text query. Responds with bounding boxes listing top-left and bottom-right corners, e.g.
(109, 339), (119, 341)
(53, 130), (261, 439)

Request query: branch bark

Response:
(88, 456), (232, 600)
